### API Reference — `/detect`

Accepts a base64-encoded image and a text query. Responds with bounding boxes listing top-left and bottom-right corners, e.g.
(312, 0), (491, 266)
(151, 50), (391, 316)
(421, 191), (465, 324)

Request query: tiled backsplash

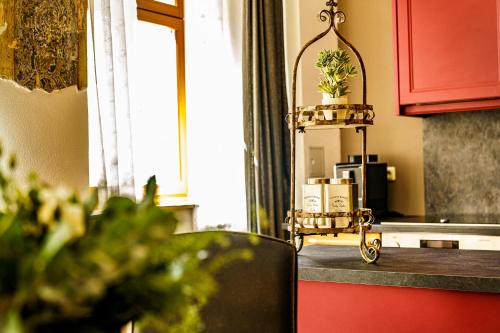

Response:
(423, 110), (500, 215)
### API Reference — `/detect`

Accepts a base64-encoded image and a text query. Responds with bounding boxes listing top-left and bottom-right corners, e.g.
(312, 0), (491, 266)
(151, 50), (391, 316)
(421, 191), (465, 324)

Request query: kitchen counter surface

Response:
(372, 215), (500, 236)
(298, 245), (500, 293)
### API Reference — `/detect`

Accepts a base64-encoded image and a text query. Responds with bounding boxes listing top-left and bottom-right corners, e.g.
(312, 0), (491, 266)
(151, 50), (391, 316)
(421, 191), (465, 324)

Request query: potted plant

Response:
(0, 144), (250, 333)
(315, 48), (357, 120)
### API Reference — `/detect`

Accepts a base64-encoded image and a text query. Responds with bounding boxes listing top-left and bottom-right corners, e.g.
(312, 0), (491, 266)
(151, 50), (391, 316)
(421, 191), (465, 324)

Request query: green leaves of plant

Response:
(315, 49), (336, 68)
(315, 48), (357, 98)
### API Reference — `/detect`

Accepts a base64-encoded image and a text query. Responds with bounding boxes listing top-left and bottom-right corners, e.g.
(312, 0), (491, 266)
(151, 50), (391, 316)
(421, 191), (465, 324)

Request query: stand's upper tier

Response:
(289, 104), (374, 130)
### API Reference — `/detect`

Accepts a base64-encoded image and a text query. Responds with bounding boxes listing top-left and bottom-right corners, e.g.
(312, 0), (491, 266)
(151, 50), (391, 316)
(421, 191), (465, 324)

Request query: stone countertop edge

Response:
(371, 225), (500, 236)
(297, 246), (500, 294)
(298, 267), (500, 294)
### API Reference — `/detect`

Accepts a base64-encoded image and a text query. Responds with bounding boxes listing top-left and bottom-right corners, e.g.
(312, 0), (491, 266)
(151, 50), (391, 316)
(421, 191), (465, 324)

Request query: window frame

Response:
(137, 0), (184, 19)
(136, 0), (187, 198)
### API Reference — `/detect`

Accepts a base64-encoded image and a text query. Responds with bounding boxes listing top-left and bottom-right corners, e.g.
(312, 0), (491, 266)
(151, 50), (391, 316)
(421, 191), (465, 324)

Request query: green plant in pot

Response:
(315, 48), (357, 120)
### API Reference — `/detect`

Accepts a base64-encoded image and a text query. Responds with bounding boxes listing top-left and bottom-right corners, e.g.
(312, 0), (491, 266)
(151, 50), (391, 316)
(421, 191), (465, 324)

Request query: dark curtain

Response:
(243, 0), (290, 238)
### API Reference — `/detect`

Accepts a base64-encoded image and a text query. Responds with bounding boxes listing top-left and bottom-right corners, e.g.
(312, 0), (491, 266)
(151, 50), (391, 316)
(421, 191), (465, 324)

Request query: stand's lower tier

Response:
(286, 209), (381, 263)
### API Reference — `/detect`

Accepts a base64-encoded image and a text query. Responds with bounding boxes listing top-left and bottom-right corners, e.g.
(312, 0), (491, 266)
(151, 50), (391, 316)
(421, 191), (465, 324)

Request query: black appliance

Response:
(334, 155), (388, 217)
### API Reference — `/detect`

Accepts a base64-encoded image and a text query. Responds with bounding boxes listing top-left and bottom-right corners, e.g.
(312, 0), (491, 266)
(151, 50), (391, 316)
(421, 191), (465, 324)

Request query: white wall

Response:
(0, 79), (89, 192)
(284, 0), (342, 208)
(338, 0), (425, 215)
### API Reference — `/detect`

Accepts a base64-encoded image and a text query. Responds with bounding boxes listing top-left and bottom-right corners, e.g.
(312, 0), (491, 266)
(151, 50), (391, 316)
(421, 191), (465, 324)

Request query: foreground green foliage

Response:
(316, 48), (357, 98)
(0, 144), (251, 333)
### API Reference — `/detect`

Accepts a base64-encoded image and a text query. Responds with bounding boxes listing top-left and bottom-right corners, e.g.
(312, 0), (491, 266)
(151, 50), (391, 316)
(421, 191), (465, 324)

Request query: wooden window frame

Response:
(137, 0), (184, 18)
(136, 1), (187, 198)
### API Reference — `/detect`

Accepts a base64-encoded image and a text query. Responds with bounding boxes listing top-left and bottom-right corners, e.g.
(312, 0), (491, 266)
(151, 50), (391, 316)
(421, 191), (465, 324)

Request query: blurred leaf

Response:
(4, 311), (24, 333)
(144, 176), (157, 200)
(83, 189), (98, 217)
(38, 223), (72, 270)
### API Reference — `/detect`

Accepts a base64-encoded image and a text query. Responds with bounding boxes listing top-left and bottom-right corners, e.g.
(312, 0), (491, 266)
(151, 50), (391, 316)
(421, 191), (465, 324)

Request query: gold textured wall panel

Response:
(0, 0), (86, 92)
(0, 0), (15, 79)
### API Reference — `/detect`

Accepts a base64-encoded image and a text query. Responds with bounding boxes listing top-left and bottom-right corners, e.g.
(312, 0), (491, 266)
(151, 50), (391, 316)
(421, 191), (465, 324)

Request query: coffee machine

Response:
(334, 155), (388, 218)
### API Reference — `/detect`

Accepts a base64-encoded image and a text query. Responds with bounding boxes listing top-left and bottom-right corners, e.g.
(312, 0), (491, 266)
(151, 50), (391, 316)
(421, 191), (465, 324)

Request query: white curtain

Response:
(88, 0), (136, 198)
(185, 0), (247, 230)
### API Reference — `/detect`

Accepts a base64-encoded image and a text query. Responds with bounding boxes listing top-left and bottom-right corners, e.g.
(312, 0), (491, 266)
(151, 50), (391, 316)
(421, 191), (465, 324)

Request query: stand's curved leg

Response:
(359, 218), (380, 263)
(370, 238), (382, 250)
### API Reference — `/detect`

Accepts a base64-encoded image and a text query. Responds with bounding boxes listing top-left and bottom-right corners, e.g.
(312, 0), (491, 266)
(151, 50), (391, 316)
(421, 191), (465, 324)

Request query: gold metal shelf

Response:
(288, 104), (375, 130)
(288, 209), (374, 219)
(297, 103), (373, 111)
(296, 120), (373, 130)
(289, 227), (358, 235)
(287, 209), (373, 233)
(286, 206), (380, 262)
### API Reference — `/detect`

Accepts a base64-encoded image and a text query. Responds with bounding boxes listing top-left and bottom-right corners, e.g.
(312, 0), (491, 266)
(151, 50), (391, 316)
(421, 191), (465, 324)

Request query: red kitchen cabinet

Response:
(299, 281), (500, 333)
(393, 0), (500, 116)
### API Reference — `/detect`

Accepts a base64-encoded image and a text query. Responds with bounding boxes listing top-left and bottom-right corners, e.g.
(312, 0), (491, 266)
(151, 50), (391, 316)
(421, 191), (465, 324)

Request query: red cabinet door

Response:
(393, 0), (500, 115)
(299, 281), (500, 333)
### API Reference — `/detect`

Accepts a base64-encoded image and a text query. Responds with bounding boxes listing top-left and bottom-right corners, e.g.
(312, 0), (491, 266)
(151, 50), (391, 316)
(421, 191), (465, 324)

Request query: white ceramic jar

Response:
(303, 178), (330, 227)
(324, 178), (358, 228)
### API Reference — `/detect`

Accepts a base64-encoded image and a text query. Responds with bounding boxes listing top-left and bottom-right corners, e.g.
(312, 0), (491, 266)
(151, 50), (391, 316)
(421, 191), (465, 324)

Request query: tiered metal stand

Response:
(286, 1), (381, 263)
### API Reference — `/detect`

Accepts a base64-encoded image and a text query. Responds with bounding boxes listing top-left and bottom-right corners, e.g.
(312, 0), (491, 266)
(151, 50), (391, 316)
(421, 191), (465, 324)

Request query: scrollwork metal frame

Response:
(288, 1), (380, 263)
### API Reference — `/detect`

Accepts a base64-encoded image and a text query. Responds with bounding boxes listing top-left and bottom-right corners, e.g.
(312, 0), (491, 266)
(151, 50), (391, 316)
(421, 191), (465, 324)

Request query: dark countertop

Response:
(298, 245), (500, 293)
(380, 215), (500, 224)
(373, 215), (500, 236)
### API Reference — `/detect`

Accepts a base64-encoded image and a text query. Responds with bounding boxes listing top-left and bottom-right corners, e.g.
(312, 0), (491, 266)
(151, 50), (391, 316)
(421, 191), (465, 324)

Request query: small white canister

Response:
(303, 178), (331, 227)
(324, 178), (358, 228)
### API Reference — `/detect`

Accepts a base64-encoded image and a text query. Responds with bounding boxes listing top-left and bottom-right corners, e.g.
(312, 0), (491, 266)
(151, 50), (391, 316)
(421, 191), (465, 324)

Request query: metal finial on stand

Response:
(326, 1), (337, 8)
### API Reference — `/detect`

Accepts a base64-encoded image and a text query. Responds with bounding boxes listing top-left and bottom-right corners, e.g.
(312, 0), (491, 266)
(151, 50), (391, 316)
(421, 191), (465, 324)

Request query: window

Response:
(89, 0), (247, 230)
(133, 0), (187, 198)
(88, 0), (187, 198)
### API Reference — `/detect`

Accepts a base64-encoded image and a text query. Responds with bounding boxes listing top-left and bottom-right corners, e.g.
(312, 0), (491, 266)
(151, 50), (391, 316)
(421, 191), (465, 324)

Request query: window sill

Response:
(156, 197), (198, 210)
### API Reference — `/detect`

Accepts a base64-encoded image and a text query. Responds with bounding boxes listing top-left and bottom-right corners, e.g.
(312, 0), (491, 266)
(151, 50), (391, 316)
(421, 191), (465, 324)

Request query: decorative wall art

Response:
(0, 0), (86, 92)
